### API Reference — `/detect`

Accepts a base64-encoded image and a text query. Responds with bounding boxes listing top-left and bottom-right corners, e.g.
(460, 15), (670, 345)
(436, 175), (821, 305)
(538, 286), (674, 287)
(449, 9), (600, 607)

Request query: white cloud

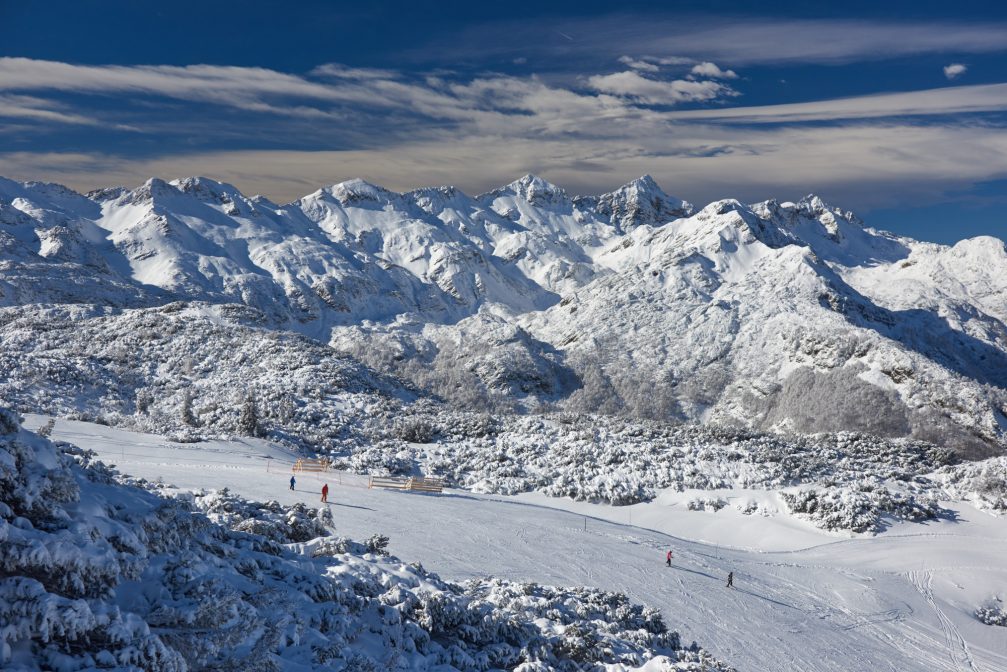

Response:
(944, 63), (968, 79)
(617, 56), (660, 72)
(586, 71), (736, 105)
(690, 62), (738, 79)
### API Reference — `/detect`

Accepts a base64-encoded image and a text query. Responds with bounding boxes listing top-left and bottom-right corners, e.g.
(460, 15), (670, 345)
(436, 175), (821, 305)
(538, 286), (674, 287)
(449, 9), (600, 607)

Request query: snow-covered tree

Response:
(237, 390), (261, 437)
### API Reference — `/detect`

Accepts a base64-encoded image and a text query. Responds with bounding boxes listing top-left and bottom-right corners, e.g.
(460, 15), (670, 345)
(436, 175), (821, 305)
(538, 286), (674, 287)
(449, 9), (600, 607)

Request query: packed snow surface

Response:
(26, 415), (1007, 672)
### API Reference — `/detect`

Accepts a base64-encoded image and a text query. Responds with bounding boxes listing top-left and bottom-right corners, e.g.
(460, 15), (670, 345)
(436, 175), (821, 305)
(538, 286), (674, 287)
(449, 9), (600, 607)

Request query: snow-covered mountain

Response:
(1, 173), (1006, 455)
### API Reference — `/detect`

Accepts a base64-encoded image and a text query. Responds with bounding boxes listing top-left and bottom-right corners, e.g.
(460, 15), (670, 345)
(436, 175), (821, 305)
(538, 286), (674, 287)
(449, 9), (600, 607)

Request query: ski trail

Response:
(908, 570), (982, 672)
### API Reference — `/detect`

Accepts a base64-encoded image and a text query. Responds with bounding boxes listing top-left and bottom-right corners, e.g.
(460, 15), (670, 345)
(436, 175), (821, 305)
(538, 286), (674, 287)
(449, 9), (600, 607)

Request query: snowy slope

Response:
(521, 198), (1007, 454)
(0, 302), (417, 451)
(3, 410), (732, 671)
(30, 415), (1007, 672)
(1, 173), (1007, 452)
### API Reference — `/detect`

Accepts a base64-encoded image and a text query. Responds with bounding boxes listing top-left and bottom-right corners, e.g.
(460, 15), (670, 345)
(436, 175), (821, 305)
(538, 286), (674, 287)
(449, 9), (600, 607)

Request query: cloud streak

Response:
(422, 17), (1007, 68)
(664, 83), (1007, 123)
(0, 94), (106, 127)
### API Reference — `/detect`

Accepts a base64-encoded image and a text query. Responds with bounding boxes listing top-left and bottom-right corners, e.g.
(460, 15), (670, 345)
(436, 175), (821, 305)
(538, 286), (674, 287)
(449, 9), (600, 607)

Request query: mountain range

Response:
(1, 173), (1005, 456)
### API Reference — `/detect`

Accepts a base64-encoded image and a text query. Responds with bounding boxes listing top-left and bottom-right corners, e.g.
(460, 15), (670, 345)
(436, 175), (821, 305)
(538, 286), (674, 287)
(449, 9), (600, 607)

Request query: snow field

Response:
(28, 415), (1007, 672)
(3, 413), (723, 671)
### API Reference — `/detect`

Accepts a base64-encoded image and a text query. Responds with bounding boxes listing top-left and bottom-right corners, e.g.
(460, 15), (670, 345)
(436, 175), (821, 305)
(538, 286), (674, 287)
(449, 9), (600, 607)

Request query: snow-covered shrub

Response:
(0, 411), (185, 670)
(688, 497), (727, 512)
(934, 457), (1007, 514)
(976, 601), (1007, 627)
(781, 485), (945, 533)
(310, 536), (354, 557)
(35, 417), (55, 438)
(394, 417), (437, 444)
(192, 488), (333, 543)
(343, 411), (960, 530)
(365, 533), (390, 555)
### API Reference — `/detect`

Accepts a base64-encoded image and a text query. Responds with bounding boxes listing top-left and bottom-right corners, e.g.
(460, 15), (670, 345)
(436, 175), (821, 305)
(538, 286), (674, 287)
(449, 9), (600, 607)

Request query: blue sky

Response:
(2, 0), (1007, 242)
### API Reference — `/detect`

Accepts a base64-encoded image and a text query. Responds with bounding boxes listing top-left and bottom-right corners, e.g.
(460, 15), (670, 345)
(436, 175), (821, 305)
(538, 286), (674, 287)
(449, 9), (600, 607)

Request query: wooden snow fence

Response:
(368, 475), (444, 494)
(292, 458), (331, 473)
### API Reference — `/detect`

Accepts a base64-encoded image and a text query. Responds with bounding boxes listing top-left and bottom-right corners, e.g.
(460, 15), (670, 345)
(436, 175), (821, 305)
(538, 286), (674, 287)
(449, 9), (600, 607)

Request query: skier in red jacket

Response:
(321, 483), (329, 503)
(666, 550), (673, 566)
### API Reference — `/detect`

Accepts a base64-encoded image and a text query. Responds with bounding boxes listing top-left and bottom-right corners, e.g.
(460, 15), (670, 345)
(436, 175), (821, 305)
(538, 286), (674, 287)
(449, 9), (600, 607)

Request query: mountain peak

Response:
(590, 174), (692, 231)
(796, 193), (828, 214)
(328, 178), (397, 204)
(794, 194), (862, 227)
(625, 174), (661, 191)
(133, 177), (179, 201)
(502, 174), (568, 205)
(172, 176), (243, 196)
(511, 173), (555, 188)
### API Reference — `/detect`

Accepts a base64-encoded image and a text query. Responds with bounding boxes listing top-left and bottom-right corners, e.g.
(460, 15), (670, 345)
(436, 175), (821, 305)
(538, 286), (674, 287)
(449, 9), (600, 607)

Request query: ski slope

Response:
(28, 415), (1007, 672)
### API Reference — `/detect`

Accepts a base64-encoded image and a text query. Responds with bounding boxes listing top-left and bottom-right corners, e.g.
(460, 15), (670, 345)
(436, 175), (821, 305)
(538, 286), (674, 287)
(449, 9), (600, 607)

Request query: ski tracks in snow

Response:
(908, 570), (982, 672)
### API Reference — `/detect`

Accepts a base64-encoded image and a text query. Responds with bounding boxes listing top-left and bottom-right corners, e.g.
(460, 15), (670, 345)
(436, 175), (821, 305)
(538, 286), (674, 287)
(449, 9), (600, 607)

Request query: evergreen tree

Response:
(238, 390), (260, 437)
(180, 389), (198, 427)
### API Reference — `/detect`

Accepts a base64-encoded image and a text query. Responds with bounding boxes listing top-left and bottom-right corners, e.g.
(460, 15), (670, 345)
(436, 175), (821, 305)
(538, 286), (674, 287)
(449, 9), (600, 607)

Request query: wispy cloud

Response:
(0, 57), (736, 140)
(660, 20), (1007, 64)
(0, 94), (106, 127)
(585, 70), (737, 105)
(0, 59), (339, 107)
(944, 63), (968, 79)
(664, 83), (1007, 123)
(429, 17), (1007, 67)
(617, 56), (661, 73)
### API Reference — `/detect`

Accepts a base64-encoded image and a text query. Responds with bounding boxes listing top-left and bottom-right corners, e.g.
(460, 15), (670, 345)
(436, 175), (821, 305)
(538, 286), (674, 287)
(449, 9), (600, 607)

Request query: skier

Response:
(666, 550), (673, 567)
(321, 483), (329, 503)
(289, 476), (295, 491)
(726, 571), (734, 588)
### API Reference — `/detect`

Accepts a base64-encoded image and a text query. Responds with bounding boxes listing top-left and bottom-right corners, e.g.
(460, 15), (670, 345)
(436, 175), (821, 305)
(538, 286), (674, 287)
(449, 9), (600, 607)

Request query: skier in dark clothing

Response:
(666, 550), (673, 566)
(726, 572), (734, 588)
(321, 483), (329, 503)
(289, 476), (295, 491)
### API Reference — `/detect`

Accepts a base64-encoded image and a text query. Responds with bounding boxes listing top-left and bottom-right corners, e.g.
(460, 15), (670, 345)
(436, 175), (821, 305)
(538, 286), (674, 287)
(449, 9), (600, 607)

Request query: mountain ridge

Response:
(1, 173), (1005, 455)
